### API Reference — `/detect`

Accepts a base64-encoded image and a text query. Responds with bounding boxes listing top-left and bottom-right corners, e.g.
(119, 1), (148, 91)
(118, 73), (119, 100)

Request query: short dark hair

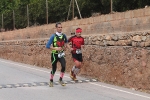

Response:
(76, 28), (81, 30)
(55, 22), (61, 27)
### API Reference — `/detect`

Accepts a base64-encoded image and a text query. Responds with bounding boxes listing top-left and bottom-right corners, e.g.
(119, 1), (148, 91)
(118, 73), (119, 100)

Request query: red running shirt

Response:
(68, 35), (84, 50)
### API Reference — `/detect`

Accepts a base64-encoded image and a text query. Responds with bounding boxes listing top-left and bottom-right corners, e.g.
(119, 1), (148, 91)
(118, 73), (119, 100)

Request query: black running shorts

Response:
(72, 53), (83, 62)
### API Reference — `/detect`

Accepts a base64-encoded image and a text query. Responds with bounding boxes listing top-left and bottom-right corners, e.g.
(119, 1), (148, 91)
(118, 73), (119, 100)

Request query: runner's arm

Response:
(46, 34), (62, 51)
(64, 35), (73, 51)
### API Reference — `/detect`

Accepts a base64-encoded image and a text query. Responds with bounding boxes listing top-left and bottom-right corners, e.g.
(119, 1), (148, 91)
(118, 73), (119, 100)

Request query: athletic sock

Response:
(60, 72), (64, 79)
(71, 66), (76, 74)
(74, 67), (80, 75)
(72, 66), (76, 72)
(59, 77), (62, 81)
(50, 74), (54, 81)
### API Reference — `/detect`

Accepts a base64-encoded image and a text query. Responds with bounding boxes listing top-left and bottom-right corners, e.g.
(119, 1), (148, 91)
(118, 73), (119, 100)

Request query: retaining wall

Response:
(0, 8), (150, 93)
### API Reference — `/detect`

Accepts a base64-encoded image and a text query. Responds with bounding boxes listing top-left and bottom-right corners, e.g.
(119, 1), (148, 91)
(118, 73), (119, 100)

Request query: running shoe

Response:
(73, 74), (78, 81)
(70, 71), (74, 80)
(59, 79), (66, 86)
(49, 80), (53, 87)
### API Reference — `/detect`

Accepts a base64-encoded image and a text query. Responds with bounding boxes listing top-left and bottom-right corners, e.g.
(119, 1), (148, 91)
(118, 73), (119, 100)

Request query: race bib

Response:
(76, 49), (82, 54)
(58, 52), (65, 58)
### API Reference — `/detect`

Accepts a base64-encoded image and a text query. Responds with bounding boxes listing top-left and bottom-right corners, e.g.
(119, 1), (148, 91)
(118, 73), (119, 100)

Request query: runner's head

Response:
(75, 28), (82, 37)
(56, 22), (62, 33)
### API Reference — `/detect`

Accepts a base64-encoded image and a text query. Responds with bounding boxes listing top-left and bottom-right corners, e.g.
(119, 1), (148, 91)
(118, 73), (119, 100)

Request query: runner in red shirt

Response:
(68, 28), (84, 81)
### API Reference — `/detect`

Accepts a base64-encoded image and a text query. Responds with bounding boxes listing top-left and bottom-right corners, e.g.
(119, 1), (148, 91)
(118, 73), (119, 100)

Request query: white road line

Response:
(0, 60), (70, 78)
(90, 83), (150, 99)
(0, 60), (150, 99)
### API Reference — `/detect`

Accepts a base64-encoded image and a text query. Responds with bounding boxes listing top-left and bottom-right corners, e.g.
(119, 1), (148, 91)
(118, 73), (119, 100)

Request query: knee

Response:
(51, 71), (55, 75)
(77, 65), (81, 69)
(75, 63), (82, 68)
(61, 67), (65, 72)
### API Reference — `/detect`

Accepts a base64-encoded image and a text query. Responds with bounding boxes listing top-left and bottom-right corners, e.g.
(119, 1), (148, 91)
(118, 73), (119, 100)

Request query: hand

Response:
(70, 48), (74, 51)
(63, 45), (67, 51)
(68, 48), (73, 53)
(69, 48), (74, 52)
(63, 47), (66, 51)
(81, 45), (84, 49)
(81, 45), (85, 51)
(55, 47), (62, 51)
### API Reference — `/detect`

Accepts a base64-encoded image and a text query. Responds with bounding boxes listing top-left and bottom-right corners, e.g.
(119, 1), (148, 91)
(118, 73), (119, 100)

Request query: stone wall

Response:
(0, 31), (150, 93)
(0, 8), (150, 93)
(0, 8), (150, 41)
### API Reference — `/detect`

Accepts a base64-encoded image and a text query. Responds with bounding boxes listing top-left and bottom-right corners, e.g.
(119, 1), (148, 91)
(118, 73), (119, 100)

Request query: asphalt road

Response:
(0, 58), (150, 100)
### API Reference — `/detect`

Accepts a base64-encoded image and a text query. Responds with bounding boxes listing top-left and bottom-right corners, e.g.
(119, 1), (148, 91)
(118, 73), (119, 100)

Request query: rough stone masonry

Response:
(0, 7), (150, 93)
(0, 31), (150, 93)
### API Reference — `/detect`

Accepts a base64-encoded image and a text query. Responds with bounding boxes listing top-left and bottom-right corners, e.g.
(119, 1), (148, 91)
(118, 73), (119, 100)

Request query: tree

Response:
(0, 0), (150, 30)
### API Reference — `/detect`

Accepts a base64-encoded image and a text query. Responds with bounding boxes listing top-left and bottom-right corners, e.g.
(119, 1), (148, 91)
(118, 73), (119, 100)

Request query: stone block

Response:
(103, 28), (109, 34)
(144, 7), (150, 16)
(111, 20), (119, 27)
(145, 40), (150, 47)
(140, 16), (150, 24)
(132, 35), (142, 42)
(69, 20), (74, 26)
(139, 42), (145, 47)
(132, 41), (137, 46)
(132, 18), (143, 25)
(93, 16), (101, 23)
(105, 14), (113, 21)
(103, 22), (111, 27)
(87, 17), (94, 24)
(118, 20), (125, 26)
(116, 40), (131, 46)
(113, 26), (121, 33)
(98, 41), (104, 46)
(132, 24), (143, 31)
(64, 21), (70, 27)
(133, 9), (144, 18)
(106, 41), (115, 46)
(100, 15), (106, 22)
(126, 26), (133, 32)
(141, 36), (147, 41)
(142, 23), (150, 30)
(105, 35), (112, 40)
(114, 12), (125, 20)
(106, 27), (114, 33)
(146, 35), (150, 41)
(75, 19), (81, 25)
(120, 26), (126, 32)
(124, 19), (133, 26)
(124, 10), (133, 19)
